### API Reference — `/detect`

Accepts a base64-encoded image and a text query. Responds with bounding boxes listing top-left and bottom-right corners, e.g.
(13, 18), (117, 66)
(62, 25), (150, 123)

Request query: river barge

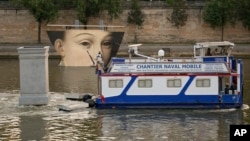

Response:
(94, 41), (243, 109)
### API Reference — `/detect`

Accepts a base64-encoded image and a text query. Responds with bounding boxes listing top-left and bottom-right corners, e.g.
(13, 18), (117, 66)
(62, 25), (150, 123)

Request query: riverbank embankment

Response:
(0, 43), (249, 59)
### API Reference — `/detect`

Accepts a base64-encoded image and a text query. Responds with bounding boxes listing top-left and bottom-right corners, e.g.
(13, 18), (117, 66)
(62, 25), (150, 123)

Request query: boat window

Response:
(196, 79), (210, 87)
(211, 48), (220, 56)
(138, 79), (152, 88)
(109, 79), (123, 88)
(167, 79), (181, 87)
(205, 48), (212, 56)
(195, 48), (200, 56)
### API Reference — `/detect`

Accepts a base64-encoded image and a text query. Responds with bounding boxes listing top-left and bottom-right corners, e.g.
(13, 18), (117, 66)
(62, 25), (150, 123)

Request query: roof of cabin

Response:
(194, 41), (234, 48)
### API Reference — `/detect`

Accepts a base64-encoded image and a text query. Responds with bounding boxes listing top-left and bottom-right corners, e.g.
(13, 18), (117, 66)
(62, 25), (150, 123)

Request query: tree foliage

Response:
(74, 0), (101, 25)
(127, 0), (144, 43)
(203, 0), (237, 40)
(127, 0), (144, 27)
(166, 0), (188, 29)
(11, 0), (60, 43)
(106, 0), (123, 20)
(73, 0), (123, 25)
(237, 0), (250, 30)
(203, 0), (236, 28)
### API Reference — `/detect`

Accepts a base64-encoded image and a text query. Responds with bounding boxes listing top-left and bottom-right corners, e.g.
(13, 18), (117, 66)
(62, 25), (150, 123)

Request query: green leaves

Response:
(203, 0), (221, 28)
(237, 0), (250, 30)
(203, 0), (236, 29)
(11, 0), (61, 43)
(73, 0), (123, 25)
(166, 0), (188, 29)
(203, 0), (239, 40)
(127, 0), (144, 27)
(127, 0), (144, 43)
(76, 0), (104, 25)
(106, 0), (123, 20)
(11, 0), (59, 23)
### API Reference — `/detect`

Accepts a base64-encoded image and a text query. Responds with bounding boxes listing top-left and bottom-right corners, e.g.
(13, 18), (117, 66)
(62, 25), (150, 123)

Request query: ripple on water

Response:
(0, 115), (21, 141)
(0, 91), (248, 141)
(1, 91), (99, 141)
(0, 92), (94, 117)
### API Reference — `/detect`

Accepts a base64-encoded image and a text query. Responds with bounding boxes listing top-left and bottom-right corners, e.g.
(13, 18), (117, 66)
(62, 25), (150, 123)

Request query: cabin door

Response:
(219, 77), (223, 93)
(98, 77), (102, 95)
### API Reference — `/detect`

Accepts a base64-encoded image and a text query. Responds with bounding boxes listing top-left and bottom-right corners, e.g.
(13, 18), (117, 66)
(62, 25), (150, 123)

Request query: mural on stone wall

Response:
(47, 29), (124, 67)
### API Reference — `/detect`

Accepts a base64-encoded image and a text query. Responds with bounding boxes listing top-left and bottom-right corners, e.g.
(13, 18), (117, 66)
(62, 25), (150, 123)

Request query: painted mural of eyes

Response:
(102, 41), (112, 48)
(80, 41), (92, 49)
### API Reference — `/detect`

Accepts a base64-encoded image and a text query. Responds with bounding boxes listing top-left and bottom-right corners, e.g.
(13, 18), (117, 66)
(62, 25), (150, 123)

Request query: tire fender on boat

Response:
(85, 99), (95, 108)
(82, 94), (92, 102)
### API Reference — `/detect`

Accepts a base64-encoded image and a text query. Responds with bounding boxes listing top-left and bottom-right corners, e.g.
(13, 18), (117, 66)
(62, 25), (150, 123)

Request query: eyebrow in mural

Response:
(47, 28), (124, 67)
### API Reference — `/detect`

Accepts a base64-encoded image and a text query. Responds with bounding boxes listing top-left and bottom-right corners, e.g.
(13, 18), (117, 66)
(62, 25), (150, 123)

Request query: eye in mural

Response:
(47, 29), (124, 67)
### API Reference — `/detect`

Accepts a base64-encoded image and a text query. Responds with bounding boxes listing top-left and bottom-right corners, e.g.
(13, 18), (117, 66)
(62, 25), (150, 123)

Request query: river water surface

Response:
(0, 59), (250, 141)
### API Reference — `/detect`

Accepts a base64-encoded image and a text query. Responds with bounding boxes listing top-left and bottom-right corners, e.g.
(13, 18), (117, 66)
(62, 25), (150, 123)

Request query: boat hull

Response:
(95, 103), (242, 109)
(95, 94), (243, 109)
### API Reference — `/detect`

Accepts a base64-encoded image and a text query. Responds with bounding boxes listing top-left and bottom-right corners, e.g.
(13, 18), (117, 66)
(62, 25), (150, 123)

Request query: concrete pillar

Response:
(17, 46), (50, 105)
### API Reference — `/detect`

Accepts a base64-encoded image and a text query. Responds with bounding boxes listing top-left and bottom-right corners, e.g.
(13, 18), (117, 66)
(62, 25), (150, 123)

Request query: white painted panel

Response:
(185, 76), (218, 95)
(127, 76), (189, 95)
(101, 77), (131, 97)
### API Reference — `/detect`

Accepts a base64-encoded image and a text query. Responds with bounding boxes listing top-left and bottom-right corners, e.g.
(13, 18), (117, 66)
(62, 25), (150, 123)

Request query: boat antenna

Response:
(85, 50), (95, 65)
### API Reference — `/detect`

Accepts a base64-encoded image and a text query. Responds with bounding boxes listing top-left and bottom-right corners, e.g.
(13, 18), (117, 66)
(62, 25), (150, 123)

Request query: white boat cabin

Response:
(97, 41), (241, 96)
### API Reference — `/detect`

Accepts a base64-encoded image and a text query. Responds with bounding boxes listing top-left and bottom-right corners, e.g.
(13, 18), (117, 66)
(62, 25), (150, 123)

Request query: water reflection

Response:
(1, 108), (241, 141)
(96, 109), (243, 141)
(0, 92), (98, 141)
(20, 116), (45, 141)
(0, 59), (19, 92)
(43, 112), (100, 141)
(0, 116), (20, 141)
(49, 65), (98, 94)
(0, 59), (98, 94)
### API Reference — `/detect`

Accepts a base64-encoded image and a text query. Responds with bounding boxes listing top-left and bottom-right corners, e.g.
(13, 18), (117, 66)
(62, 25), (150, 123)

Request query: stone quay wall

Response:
(0, 7), (250, 44)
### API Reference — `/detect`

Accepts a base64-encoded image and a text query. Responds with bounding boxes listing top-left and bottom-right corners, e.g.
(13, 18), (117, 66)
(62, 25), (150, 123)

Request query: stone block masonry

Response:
(0, 8), (250, 44)
(18, 46), (50, 105)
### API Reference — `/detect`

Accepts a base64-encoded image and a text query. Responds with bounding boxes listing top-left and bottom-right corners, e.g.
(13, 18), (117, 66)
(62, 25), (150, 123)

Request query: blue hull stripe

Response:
(96, 95), (242, 108)
(179, 76), (195, 95)
(120, 76), (137, 96)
